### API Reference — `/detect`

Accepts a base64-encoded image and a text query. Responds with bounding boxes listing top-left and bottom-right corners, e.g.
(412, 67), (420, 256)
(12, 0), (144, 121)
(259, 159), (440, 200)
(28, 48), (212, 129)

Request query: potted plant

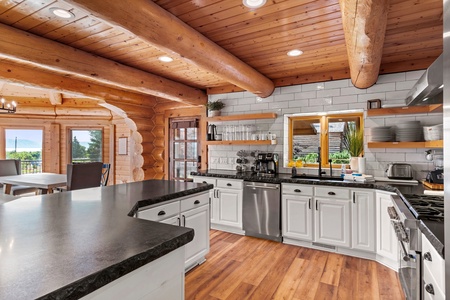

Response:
(205, 100), (225, 117)
(343, 123), (364, 171)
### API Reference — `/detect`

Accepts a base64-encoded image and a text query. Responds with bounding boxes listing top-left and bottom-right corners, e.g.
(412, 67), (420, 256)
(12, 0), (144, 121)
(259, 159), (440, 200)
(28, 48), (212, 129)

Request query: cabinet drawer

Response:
(282, 183), (313, 196)
(138, 201), (180, 221)
(193, 176), (216, 186)
(216, 179), (243, 190)
(423, 262), (445, 300)
(315, 186), (350, 199)
(422, 235), (445, 290)
(181, 192), (209, 212)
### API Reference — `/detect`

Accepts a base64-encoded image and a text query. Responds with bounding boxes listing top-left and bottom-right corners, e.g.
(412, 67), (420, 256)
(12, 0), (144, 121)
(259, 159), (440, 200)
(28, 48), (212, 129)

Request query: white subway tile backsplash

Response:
(332, 95), (358, 104)
(341, 86), (367, 95)
(406, 70), (425, 80)
(274, 93), (295, 102)
(376, 73), (406, 83)
(207, 70), (438, 177)
(294, 91), (317, 100)
(367, 83), (396, 93)
(280, 85), (302, 93)
(317, 88), (341, 97)
(324, 79), (349, 89)
(302, 82), (325, 92)
(396, 80), (417, 91)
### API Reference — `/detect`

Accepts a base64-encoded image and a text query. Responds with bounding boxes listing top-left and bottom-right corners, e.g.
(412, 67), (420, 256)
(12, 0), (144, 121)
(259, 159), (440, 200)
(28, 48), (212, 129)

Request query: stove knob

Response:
(425, 283), (435, 295)
(424, 252), (433, 262)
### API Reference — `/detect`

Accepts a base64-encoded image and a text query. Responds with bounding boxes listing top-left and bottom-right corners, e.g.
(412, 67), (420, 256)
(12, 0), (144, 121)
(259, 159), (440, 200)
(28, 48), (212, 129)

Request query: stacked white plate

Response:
(395, 121), (422, 142)
(370, 126), (394, 142)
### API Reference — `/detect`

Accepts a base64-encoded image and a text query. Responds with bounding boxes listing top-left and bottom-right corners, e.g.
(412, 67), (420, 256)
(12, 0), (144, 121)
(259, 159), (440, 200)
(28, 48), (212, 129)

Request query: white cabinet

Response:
(422, 233), (446, 300)
(375, 191), (399, 269)
(136, 192), (210, 271)
(351, 189), (375, 252)
(282, 183), (313, 241)
(314, 186), (351, 248)
(193, 176), (244, 234)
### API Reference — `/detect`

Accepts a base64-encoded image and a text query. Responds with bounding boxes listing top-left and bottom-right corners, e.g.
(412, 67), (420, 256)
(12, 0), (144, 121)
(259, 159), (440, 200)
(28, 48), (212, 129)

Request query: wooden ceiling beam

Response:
(0, 60), (161, 108)
(49, 92), (63, 105)
(339, 0), (389, 88)
(63, 0), (275, 97)
(0, 23), (206, 106)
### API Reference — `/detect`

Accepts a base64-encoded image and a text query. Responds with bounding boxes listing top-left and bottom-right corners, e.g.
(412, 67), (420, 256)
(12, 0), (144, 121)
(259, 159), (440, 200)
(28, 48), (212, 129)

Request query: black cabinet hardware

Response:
(425, 284), (435, 295)
(157, 211), (166, 216)
(294, 189), (301, 193)
(194, 200), (200, 204)
(424, 252), (432, 261)
(328, 191), (336, 195)
(227, 183), (232, 186)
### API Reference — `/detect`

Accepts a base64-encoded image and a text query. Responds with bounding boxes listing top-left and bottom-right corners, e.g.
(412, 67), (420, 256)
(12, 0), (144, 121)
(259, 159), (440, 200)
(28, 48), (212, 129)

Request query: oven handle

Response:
(399, 240), (416, 262)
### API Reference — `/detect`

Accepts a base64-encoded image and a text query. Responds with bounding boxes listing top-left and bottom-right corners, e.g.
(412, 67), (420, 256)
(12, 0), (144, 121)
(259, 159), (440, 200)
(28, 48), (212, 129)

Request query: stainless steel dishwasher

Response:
(243, 182), (281, 242)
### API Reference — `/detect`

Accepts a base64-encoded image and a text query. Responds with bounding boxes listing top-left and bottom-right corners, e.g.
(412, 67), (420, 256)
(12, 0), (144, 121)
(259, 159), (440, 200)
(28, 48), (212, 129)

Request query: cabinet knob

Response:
(194, 200), (200, 204)
(157, 211), (166, 216)
(294, 189), (301, 193)
(425, 283), (435, 295)
(328, 191), (336, 195)
(202, 181), (207, 184)
(227, 183), (232, 186)
(424, 252), (432, 261)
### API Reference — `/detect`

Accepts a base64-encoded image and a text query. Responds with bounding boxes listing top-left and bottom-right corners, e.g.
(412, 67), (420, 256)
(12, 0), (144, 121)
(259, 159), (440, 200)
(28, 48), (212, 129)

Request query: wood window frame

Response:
(287, 112), (364, 168)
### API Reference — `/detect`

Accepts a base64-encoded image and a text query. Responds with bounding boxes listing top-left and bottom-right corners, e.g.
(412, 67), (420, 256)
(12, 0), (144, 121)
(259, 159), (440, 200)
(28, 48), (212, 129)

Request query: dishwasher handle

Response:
(245, 184), (279, 190)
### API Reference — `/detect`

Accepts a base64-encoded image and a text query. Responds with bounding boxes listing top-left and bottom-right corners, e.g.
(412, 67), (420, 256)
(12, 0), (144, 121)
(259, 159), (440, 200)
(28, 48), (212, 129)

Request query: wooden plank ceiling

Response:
(0, 0), (443, 103)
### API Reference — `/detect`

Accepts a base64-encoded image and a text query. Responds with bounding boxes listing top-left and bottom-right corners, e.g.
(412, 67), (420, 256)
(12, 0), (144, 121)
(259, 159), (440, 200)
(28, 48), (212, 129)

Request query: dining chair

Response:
(66, 162), (103, 191)
(101, 163), (111, 186)
(0, 159), (38, 196)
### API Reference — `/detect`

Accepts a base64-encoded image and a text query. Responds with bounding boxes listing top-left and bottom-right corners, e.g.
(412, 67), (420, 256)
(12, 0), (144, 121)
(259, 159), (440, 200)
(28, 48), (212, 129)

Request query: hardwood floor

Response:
(185, 230), (405, 300)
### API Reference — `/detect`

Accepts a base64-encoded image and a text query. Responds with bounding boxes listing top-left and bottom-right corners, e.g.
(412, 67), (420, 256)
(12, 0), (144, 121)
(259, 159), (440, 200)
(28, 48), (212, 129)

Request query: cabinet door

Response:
(182, 204), (210, 270)
(314, 197), (351, 247)
(376, 192), (398, 263)
(282, 194), (313, 241)
(160, 215), (180, 226)
(351, 189), (375, 252)
(216, 188), (243, 229)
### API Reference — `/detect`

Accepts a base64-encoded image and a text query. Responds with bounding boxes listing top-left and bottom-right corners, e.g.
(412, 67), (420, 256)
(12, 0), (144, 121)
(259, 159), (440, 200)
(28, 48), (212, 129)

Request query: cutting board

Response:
(421, 180), (444, 190)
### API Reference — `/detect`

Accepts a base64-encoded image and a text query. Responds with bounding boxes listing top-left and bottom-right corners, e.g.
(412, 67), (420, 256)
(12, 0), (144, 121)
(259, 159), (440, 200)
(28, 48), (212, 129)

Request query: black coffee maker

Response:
(254, 153), (279, 175)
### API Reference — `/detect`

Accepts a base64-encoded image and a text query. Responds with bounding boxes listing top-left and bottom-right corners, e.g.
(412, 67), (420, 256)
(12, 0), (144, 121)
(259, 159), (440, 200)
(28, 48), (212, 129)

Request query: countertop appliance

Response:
(243, 182), (281, 242)
(254, 152), (279, 175)
(426, 169), (444, 184)
(386, 163), (413, 180)
(388, 193), (444, 300)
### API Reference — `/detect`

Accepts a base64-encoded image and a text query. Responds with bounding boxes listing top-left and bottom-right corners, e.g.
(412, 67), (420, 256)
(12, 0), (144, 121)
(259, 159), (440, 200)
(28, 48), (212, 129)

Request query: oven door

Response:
(395, 227), (421, 300)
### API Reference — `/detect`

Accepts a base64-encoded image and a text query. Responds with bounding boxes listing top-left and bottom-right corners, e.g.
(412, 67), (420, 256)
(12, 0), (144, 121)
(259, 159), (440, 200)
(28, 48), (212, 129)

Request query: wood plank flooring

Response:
(185, 230), (405, 300)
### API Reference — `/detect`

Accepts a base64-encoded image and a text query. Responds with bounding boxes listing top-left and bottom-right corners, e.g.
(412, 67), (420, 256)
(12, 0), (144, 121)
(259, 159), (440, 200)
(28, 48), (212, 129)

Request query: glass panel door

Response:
(170, 119), (199, 181)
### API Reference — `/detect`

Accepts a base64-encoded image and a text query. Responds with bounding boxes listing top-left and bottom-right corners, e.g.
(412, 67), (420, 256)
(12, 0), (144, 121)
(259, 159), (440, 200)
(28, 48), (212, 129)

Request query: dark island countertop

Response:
(0, 180), (213, 300)
(192, 169), (444, 258)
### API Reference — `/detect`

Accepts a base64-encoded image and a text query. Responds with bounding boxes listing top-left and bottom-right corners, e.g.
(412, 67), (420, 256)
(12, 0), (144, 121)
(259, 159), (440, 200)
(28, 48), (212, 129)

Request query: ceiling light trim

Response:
(243, 0), (267, 9)
(50, 8), (75, 19)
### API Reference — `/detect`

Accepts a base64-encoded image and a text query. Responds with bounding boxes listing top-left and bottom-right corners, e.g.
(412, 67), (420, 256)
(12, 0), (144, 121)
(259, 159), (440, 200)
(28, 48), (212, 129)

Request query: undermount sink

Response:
(291, 175), (344, 181)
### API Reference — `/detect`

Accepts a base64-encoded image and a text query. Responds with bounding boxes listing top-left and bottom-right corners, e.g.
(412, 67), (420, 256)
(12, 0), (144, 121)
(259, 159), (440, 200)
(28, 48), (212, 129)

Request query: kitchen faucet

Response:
(317, 147), (326, 178)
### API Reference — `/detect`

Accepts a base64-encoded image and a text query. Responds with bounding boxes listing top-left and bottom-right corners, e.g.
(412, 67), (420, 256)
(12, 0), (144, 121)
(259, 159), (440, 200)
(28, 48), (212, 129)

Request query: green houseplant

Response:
(343, 123), (364, 171)
(205, 100), (225, 116)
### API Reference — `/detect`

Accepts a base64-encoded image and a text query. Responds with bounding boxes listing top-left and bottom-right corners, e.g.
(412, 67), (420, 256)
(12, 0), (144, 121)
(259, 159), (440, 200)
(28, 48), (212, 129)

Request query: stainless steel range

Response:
(388, 194), (444, 300)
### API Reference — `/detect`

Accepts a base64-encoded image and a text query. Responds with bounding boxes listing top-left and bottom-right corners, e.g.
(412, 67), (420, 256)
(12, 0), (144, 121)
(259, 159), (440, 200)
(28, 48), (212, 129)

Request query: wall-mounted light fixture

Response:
(0, 97), (16, 114)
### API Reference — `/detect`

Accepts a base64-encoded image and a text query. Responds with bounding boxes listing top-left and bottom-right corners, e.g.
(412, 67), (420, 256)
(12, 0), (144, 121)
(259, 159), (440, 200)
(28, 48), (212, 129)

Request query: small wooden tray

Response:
(421, 180), (444, 190)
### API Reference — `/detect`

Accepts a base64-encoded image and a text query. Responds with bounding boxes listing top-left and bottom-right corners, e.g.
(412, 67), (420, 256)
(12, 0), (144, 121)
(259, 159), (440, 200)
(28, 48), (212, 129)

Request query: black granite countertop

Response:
(192, 169), (444, 258)
(0, 180), (213, 300)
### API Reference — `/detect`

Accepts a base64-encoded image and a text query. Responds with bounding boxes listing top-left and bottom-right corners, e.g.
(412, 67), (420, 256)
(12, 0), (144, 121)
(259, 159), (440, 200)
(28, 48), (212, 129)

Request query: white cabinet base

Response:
(80, 247), (185, 300)
(211, 223), (245, 235)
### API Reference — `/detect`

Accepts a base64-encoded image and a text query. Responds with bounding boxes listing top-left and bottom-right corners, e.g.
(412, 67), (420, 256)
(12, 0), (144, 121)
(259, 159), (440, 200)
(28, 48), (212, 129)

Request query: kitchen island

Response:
(0, 180), (213, 300)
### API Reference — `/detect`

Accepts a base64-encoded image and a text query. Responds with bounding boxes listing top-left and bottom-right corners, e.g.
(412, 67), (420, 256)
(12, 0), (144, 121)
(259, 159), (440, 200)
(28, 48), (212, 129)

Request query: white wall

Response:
(208, 70), (442, 180)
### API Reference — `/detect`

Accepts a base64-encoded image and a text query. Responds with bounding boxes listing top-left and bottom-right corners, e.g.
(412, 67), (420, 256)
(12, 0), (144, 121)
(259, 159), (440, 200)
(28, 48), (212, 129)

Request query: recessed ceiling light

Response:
(439, 84), (444, 89)
(422, 97), (429, 102)
(50, 8), (75, 19)
(243, 0), (267, 8)
(158, 56), (174, 62)
(287, 49), (303, 57)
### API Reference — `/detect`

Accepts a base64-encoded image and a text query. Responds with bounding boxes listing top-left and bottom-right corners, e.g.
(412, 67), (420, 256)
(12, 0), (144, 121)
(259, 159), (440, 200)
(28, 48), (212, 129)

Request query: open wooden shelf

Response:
(205, 139), (277, 146)
(368, 140), (443, 148)
(366, 104), (443, 117)
(206, 112), (277, 122)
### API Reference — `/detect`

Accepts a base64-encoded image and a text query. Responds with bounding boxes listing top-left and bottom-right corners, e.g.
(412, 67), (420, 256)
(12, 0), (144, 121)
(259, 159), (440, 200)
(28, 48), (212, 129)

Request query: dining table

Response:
(0, 173), (67, 195)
